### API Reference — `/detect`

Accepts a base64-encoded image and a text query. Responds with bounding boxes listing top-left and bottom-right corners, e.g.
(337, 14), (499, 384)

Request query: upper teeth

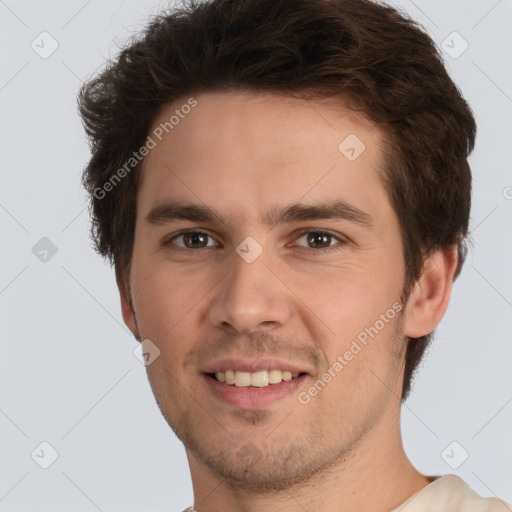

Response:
(215, 370), (301, 387)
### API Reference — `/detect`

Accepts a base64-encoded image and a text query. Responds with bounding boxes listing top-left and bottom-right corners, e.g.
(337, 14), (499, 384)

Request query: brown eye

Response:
(306, 232), (332, 248)
(167, 231), (217, 249)
(295, 230), (344, 250)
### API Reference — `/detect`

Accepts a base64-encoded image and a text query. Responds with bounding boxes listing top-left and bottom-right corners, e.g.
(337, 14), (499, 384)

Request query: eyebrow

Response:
(145, 200), (374, 229)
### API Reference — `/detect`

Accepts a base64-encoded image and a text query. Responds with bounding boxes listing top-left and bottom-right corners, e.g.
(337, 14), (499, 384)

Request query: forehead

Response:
(137, 90), (389, 224)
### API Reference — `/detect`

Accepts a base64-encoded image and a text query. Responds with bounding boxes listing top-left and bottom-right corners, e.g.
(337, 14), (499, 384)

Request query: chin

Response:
(182, 430), (345, 492)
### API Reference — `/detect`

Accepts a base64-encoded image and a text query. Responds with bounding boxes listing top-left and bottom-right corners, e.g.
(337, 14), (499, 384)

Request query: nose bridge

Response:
(208, 240), (291, 334)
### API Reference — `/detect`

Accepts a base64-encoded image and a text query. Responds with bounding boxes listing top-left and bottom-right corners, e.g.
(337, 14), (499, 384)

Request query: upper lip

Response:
(201, 358), (312, 375)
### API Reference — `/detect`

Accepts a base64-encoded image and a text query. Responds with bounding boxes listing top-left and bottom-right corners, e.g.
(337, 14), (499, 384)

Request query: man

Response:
(78, 0), (511, 510)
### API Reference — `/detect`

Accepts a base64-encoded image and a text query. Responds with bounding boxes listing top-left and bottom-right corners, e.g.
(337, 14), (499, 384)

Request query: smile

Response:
(211, 369), (303, 387)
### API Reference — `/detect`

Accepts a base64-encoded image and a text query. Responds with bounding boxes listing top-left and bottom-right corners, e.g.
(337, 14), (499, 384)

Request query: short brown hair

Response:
(78, 0), (476, 401)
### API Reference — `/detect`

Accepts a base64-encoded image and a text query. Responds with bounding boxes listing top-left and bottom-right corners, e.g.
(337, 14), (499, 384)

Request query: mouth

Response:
(200, 357), (314, 409)
(207, 369), (306, 387)
(201, 360), (311, 408)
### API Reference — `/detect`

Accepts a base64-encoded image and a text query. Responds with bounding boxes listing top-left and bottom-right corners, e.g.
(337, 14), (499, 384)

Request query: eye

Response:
(163, 229), (347, 252)
(165, 230), (218, 249)
(292, 230), (347, 252)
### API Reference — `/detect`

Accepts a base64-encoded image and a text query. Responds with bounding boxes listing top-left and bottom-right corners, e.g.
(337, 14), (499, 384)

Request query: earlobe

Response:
(403, 245), (459, 338)
(117, 277), (141, 341)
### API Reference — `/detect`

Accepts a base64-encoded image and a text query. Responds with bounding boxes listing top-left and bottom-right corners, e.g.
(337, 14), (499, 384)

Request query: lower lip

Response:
(202, 374), (307, 408)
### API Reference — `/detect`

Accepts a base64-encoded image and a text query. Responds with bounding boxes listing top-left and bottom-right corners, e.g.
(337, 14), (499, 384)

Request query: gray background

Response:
(0, 0), (511, 510)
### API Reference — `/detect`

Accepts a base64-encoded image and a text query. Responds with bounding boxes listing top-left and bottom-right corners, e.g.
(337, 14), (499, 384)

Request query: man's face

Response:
(123, 91), (409, 489)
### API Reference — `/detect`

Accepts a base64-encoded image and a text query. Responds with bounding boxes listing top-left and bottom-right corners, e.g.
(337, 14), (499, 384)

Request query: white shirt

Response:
(182, 475), (511, 511)
(389, 474), (511, 511)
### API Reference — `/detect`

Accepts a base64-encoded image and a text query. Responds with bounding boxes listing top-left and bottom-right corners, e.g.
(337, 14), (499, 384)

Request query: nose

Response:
(208, 246), (292, 336)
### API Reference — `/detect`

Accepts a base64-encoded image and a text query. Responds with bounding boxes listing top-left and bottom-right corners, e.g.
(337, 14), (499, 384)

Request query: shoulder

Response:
(454, 476), (511, 511)
(391, 474), (511, 512)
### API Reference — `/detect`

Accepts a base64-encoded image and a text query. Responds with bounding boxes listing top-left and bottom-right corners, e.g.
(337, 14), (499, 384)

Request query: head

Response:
(79, 0), (475, 490)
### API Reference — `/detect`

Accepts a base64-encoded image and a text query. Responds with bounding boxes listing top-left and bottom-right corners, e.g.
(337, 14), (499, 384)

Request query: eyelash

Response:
(163, 229), (348, 253)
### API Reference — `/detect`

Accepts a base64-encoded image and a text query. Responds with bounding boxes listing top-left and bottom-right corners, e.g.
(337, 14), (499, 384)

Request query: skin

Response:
(119, 91), (458, 512)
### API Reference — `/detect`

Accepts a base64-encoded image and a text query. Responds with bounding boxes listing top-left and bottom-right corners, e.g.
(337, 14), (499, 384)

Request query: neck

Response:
(186, 411), (431, 512)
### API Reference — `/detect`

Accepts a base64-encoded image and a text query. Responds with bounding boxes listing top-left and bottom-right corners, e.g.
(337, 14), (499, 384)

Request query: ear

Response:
(117, 276), (142, 342)
(403, 245), (459, 338)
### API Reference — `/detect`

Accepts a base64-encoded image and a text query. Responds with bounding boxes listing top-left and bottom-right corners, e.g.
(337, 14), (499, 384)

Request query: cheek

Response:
(317, 269), (387, 324)
(306, 264), (403, 368)
(130, 263), (200, 341)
